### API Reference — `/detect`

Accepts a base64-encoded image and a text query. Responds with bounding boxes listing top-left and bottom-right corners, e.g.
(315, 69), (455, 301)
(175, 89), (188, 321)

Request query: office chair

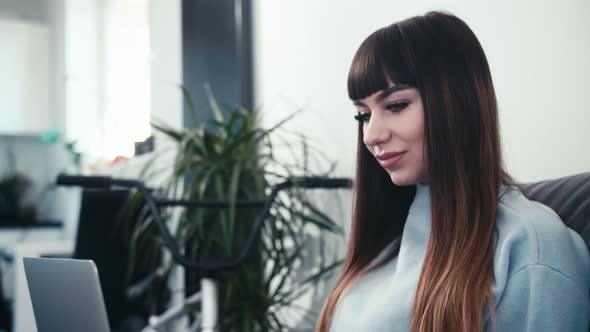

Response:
(73, 189), (146, 331)
(520, 172), (590, 253)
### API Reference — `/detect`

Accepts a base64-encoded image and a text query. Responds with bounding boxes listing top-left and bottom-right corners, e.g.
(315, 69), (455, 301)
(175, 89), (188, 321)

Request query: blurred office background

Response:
(0, 0), (588, 331)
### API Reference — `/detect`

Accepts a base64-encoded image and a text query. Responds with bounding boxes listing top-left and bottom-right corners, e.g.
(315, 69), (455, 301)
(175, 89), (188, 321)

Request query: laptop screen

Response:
(23, 257), (111, 332)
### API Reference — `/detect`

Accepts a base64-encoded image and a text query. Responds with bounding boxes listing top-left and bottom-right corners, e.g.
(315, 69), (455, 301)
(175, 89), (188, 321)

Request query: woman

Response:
(316, 11), (590, 332)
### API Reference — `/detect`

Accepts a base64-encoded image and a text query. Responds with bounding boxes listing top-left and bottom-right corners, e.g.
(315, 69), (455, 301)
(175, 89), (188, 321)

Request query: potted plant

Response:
(0, 144), (34, 224)
(123, 86), (346, 331)
(0, 173), (33, 223)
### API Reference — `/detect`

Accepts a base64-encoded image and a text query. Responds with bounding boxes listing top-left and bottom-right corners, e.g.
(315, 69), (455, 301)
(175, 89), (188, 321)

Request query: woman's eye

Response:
(353, 102), (408, 122)
(386, 101), (409, 112)
(354, 112), (371, 123)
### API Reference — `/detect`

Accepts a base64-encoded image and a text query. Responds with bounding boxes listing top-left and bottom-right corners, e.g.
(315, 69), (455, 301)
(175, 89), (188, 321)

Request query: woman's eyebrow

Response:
(375, 84), (413, 102)
(352, 84), (413, 106)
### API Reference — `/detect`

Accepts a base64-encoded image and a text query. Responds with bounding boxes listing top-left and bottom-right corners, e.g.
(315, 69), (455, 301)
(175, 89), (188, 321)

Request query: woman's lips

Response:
(376, 151), (406, 168)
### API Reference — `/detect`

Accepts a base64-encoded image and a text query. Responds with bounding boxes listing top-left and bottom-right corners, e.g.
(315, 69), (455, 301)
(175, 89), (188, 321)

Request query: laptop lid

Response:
(23, 257), (111, 332)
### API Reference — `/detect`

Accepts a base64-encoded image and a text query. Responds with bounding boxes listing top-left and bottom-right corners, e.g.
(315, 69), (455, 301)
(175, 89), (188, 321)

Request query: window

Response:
(65, 0), (150, 160)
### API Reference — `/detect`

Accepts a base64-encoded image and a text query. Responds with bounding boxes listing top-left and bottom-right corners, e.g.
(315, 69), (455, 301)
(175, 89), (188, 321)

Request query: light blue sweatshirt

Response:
(329, 184), (590, 331)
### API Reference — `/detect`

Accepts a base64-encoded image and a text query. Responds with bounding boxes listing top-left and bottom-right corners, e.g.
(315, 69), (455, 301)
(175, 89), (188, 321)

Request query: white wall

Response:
(252, 0), (590, 183)
(149, 0), (182, 131)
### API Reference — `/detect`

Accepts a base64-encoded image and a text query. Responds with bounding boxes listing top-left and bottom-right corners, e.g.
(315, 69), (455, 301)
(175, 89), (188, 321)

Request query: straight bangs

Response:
(347, 24), (417, 101)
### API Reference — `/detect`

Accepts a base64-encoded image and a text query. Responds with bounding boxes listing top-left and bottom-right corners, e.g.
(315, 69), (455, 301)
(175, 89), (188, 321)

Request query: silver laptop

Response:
(23, 257), (111, 332)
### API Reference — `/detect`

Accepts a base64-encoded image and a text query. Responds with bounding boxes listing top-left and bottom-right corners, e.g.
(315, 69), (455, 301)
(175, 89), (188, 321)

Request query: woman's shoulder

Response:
(493, 185), (590, 291)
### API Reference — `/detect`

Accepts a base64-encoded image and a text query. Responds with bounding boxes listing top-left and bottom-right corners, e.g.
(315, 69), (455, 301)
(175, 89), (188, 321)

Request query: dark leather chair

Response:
(73, 189), (146, 332)
(520, 172), (590, 253)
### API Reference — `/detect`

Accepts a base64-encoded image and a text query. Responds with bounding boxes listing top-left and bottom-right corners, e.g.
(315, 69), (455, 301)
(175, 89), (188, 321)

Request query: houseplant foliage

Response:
(0, 143), (34, 224)
(125, 86), (346, 331)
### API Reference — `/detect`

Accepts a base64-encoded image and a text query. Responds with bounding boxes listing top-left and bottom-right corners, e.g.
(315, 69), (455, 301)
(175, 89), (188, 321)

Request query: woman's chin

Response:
(388, 171), (420, 187)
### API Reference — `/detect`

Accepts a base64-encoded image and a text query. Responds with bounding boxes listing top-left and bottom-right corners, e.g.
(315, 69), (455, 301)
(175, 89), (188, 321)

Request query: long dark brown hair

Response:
(316, 11), (513, 332)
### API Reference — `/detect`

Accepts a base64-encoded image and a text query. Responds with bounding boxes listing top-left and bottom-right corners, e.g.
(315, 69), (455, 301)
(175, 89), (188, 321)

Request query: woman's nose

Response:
(363, 113), (391, 147)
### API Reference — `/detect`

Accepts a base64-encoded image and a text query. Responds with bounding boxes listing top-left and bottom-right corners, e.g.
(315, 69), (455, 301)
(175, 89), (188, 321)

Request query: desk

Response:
(0, 222), (64, 254)
(0, 221), (63, 229)
(0, 223), (73, 332)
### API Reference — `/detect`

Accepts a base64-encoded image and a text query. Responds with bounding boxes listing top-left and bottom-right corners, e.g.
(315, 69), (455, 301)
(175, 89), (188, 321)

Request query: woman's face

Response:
(353, 83), (428, 186)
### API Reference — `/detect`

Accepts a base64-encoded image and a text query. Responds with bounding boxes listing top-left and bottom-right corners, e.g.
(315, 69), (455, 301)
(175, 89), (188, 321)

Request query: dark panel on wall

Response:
(182, 0), (253, 128)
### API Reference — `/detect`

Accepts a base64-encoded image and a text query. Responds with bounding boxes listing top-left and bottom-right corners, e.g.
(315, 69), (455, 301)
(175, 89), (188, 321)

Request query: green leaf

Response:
(181, 84), (200, 126)
(204, 82), (224, 123)
(300, 199), (345, 235)
(151, 121), (183, 141)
